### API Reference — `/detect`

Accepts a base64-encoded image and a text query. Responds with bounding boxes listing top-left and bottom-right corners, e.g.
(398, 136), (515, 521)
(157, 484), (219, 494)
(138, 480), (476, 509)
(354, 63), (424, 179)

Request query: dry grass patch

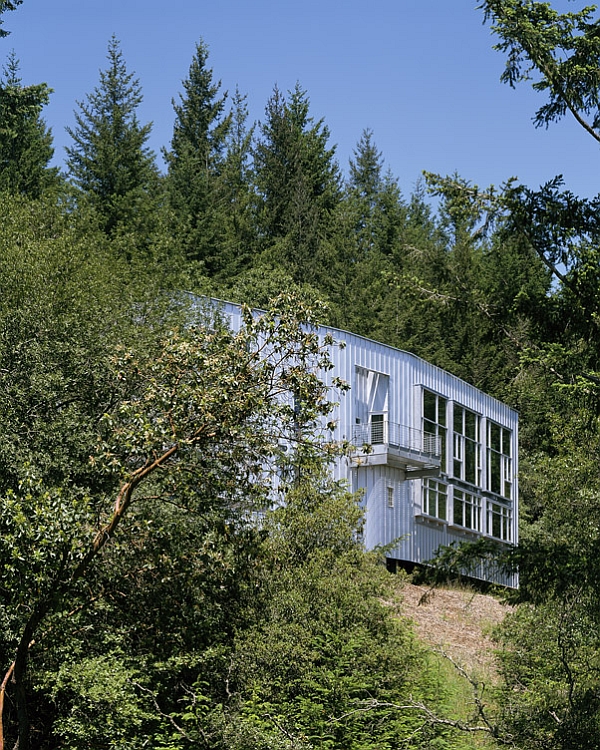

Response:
(400, 582), (512, 679)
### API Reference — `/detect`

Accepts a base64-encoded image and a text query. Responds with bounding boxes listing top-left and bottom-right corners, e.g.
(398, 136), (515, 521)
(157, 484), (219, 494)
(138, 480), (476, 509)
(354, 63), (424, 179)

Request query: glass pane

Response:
(465, 410), (476, 440)
(502, 428), (511, 457)
(465, 502), (473, 529)
(490, 451), (501, 494)
(490, 423), (501, 452)
(492, 510), (501, 538)
(454, 491), (463, 525)
(424, 390), (436, 422)
(440, 426), (447, 470)
(474, 503), (481, 531)
(439, 493), (447, 520)
(466, 440), (476, 484)
(454, 405), (463, 433)
(439, 396), (447, 427)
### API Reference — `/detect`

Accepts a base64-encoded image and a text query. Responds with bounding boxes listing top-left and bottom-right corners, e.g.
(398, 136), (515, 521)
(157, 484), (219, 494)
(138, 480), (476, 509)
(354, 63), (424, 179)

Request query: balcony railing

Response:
(352, 420), (441, 460)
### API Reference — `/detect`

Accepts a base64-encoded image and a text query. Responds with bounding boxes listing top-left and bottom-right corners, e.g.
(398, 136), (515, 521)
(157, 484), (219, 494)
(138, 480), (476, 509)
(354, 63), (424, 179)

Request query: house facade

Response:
(216, 299), (518, 587)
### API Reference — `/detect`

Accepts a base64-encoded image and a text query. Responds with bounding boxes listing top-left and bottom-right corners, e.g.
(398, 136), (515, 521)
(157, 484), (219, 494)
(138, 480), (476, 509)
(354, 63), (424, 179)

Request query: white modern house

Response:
(213, 298), (518, 587)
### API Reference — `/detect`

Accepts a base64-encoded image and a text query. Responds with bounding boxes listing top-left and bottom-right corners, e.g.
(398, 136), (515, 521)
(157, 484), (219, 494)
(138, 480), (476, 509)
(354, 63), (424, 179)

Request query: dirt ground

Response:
(399, 583), (512, 678)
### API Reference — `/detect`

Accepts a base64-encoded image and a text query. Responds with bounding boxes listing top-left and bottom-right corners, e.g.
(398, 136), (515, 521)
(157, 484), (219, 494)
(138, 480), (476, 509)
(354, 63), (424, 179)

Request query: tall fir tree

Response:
(253, 83), (342, 286)
(0, 51), (59, 197)
(214, 86), (256, 277)
(65, 35), (158, 235)
(164, 39), (231, 273)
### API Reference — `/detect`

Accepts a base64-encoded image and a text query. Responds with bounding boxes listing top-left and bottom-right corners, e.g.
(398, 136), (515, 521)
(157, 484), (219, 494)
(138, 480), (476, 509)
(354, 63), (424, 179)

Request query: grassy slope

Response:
(399, 581), (511, 749)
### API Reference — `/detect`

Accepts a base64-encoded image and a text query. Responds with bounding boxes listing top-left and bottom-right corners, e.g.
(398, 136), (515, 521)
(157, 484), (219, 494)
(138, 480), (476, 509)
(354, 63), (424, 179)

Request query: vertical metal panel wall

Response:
(204, 299), (519, 587)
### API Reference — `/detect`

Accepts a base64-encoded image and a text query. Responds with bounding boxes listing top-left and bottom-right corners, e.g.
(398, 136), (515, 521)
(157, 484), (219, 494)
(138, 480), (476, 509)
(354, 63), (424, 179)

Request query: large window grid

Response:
(453, 489), (482, 532)
(487, 422), (512, 499)
(423, 478), (447, 520)
(453, 406), (481, 486)
(423, 390), (447, 473)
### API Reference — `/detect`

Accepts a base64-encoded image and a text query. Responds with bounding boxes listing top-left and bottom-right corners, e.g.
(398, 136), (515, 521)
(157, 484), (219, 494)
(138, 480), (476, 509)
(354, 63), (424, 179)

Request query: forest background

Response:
(3, 1), (600, 748)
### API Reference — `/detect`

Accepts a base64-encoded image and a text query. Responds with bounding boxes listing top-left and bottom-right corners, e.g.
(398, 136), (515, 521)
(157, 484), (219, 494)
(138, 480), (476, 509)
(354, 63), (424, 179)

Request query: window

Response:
(423, 390), (447, 469)
(423, 478), (447, 520)
(453, 405), (481, 486)
(371, 413), (385, 444)
(453, 489), (482, 531)
(387, 485), (394, 508)
(488, 422), (512, 499)
(487, 501), (512, 541)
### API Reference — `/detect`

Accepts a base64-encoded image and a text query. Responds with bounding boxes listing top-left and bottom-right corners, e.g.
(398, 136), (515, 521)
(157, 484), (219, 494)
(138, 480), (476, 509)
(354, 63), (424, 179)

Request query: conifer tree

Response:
(0, 51), (59, 197)
(215, 86), (256, 277)
(164, 39), (231, 272)
(66, 35), (158, 235)
(253, 83), (342, 285)
(346, 128), (406, 260)
(348, 128), (383, 203)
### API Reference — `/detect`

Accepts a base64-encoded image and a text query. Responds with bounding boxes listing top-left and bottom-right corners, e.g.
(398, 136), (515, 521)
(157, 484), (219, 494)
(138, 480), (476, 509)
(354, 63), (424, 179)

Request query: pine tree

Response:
(0, 51), (59, 197)
(348, 128), (383, 203)
(346, 128), (406, 260)
(65, 35), (158, 234)
(215, 86), (256, 277)
(164, 39), (231, 272)
(253, 83), (342, 285)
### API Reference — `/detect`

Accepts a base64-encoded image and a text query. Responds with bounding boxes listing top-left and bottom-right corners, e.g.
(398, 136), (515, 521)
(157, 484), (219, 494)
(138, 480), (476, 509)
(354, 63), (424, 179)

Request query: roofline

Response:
(189, 292), (519, 419)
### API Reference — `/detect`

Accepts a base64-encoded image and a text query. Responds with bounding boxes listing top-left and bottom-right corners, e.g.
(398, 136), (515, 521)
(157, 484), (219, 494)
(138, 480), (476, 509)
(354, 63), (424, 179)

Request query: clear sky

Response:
(3, 0), (599, 199)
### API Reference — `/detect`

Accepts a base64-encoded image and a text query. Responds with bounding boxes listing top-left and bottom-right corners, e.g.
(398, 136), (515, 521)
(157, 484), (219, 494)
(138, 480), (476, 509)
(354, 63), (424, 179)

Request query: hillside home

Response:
(212, 298), (518, 587)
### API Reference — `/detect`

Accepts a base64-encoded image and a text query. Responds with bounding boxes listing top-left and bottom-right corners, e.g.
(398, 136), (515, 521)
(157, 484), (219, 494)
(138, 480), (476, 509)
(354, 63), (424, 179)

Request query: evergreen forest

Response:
(3, 1), (600, 747)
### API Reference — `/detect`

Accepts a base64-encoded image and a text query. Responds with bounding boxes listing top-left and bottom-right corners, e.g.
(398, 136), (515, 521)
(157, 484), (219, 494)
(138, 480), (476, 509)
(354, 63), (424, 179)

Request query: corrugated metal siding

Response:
(204, 299), (519, 587)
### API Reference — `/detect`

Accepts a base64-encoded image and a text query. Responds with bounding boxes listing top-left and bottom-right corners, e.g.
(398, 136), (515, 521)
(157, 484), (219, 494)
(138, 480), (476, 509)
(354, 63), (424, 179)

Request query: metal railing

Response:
(352, 420), (441, 459)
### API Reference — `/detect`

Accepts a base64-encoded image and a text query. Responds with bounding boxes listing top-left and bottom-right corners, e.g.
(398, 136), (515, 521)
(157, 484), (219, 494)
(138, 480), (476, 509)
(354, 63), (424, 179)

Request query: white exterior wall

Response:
(210, 299), (519, 587)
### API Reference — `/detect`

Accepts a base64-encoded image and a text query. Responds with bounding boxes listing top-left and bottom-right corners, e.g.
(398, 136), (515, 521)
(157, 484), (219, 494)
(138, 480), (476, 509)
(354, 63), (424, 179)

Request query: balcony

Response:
(350, 419), (441, 477)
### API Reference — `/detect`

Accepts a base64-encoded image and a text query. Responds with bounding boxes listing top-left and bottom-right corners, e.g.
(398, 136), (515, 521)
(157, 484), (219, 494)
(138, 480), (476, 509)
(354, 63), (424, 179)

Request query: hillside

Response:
(400, 582), (511, 678)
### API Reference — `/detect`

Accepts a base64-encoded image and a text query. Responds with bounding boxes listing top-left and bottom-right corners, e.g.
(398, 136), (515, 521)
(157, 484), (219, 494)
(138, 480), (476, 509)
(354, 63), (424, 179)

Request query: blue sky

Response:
(3, 0), (598, 199)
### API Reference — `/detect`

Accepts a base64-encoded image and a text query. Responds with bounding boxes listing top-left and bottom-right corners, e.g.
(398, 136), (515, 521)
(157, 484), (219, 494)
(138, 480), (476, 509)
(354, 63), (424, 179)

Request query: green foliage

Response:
(0, 243), (348, 748)
(481, 0), (600, 138)
(253, 83), (342, 286)
(66, 35), (159, 235)
(164, 39), (234, 273)
(147, 476), (483, 750)
(0, 0), (21, 38)
(0, 193), (136, 495)
(0, 52), (59, 197)
(40, 654), (155, 750)
(214, 86), (257, 278)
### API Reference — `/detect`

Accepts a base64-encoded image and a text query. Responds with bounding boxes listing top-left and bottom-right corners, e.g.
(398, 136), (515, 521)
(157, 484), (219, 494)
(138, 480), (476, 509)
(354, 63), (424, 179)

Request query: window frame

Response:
(423, 389), (447, 473)
(487, 500), (512, 541)
(452, 488), (482, 532)
(386, 485), (394, 509)
(422, 478), (447, 521)
(452, 405), (481, 487)
(487, 421), (512, 500)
